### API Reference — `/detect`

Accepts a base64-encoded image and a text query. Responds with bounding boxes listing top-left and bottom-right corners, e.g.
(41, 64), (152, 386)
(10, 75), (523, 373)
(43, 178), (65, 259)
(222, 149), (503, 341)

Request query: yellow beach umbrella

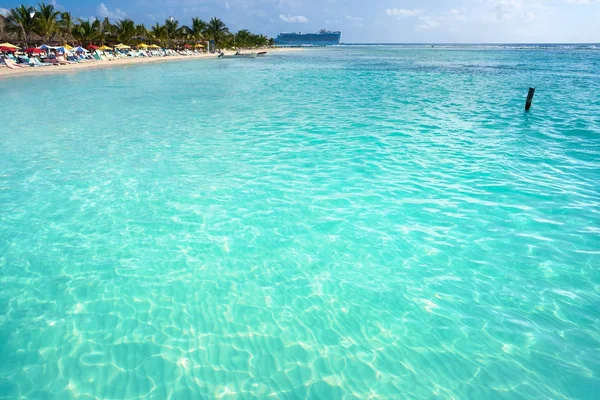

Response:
(63, 43), (73, 50)
(137, 43), (149, 48)
(148, 44), (161, 49)
(98, 45), (112, 51)
(194, 44), (204, 48)
(0, 42), (20, 49)
(114, 43), (131, 49)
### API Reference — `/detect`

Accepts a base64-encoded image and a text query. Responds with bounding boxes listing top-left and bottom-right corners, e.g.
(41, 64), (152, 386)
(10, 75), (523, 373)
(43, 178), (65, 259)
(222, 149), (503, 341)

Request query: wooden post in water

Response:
(525, 88), (535, 111)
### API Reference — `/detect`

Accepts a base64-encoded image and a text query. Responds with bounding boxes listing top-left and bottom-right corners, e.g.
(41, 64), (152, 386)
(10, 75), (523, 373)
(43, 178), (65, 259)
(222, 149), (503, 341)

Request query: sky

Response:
(1, 0), (599, 43)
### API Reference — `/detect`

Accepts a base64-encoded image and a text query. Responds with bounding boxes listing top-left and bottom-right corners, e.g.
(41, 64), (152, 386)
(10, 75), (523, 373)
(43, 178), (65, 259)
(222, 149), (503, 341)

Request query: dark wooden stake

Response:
(525, 88), (535, 111)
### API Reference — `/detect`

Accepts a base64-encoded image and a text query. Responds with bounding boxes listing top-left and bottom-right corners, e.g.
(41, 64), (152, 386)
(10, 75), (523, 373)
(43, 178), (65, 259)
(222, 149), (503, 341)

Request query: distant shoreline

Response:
(0, 47), (301, 80)
(338, 42), (599, 45)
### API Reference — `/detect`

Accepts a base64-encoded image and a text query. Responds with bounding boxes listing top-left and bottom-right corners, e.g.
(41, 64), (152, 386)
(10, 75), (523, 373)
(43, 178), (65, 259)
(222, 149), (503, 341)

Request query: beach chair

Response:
(93, 51), (103, 61)
(43, 57), (61, 65)
(17, 56), (37, 66)
(7, 53), (24, 64)
(57, 55), (76, 64)
(2, 57), (28, 69)
(99, 51), (112, 61)
(31, 57), (53, 67)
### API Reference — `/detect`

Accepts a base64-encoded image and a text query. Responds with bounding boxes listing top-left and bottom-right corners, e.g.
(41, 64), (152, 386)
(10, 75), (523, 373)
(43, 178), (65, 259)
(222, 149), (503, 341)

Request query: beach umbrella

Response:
(73, 46), (88, 53)
(183, 44), (190, 49)
(148, 44), (161, 49)
(87, 44), (99, 50)
(194, 44), (205, 48)
(0, 46), (16, 52)
(137, 43), (149, 48)
(0, 42), (20, 49)
(63, 44), (73, 50)
(98, 45), (112, 51)
(25, 47), (45, 54)
(114, 43), (131, 49)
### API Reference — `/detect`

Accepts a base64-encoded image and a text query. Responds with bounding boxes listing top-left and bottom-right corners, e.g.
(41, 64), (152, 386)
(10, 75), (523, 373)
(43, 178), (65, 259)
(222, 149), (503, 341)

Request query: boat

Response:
(217, 51), (258, 59)
(257, 51), (267, 57)
(274, 29), (341, 46)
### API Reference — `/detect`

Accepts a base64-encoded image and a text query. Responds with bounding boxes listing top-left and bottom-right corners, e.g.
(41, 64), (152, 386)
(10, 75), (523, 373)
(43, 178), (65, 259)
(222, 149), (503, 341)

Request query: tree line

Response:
(2, 3), (274, 48)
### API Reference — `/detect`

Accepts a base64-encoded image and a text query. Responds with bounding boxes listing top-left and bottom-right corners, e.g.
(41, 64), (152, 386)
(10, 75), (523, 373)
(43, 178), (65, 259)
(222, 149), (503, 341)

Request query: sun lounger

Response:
(2, 58), (27, 69)
(96, 51), (111, 61)
(42, 57), (61, 65)
(31, 57), (53, 67)
(17, 56), (38, 66)
(44, 55), (67, 65)
(7, 54), (27, 65)
(57, 55), (76, 64)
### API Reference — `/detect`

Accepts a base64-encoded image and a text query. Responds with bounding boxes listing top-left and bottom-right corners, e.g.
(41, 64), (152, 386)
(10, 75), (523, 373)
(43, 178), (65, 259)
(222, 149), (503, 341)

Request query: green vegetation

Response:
(1, 2), (274, 48)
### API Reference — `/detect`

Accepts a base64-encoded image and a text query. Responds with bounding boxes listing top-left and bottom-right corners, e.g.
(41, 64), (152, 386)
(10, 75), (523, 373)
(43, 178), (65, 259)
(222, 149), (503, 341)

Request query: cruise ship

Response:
(274, 29), (342, 46)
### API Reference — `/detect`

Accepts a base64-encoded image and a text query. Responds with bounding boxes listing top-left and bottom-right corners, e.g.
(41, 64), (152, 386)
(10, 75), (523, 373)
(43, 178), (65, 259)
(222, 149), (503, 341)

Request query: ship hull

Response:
(274, 32), (341, 46)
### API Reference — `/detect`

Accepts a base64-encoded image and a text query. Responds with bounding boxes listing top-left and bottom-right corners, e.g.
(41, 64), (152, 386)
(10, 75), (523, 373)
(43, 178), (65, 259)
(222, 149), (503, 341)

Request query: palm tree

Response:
(135, 23), (148, 40)
(235, 29), (251, 48)
(150, 22), (166, 45)
(34, 2), (60, 42)
(204, 17), (229, 47)
(101, 17), (116, 40)
(59, 11), (74, 43)
(115, 19), (135, 44)
(6, 5), (37, 44)
(164, 17), (182, 47)
(0, 14), (6, 41)
(74, 18), (98, 43)
(91, 18), (101, 38)
(187, 17), (206, 43)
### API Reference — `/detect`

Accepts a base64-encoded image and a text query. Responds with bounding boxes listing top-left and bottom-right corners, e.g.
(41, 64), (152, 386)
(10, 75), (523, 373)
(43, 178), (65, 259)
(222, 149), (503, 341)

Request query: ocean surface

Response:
(1, 45), (600, 399)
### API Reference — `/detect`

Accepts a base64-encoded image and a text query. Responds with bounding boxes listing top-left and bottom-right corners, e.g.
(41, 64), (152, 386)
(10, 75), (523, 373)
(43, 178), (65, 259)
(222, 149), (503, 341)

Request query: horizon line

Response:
(339, 42), (599, 45)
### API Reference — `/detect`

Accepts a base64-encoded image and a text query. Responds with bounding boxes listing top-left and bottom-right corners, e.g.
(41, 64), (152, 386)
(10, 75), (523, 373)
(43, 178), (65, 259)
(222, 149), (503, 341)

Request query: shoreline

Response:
(0, 47), (301, 80)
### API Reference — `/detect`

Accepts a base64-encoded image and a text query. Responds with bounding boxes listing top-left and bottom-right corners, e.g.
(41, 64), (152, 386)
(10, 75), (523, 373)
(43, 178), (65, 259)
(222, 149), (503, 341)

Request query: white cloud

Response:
(96, 3), (126, 20)
(386, 8), (423, 17)
(489, 0), (541, 20)
(417, 16), (440, 30)
(345, 15), (364, 22)
(0, 7), (9, 17)
(279, 14), (309, 23)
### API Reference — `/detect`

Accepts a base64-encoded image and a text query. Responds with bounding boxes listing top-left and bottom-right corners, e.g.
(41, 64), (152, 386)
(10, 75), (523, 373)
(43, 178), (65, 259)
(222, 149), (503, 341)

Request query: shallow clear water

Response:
(1, 47), (600, 399)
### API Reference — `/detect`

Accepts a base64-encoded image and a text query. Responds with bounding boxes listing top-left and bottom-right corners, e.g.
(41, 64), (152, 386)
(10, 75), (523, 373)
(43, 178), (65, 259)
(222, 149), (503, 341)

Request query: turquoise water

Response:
(1, 46), (600, 399)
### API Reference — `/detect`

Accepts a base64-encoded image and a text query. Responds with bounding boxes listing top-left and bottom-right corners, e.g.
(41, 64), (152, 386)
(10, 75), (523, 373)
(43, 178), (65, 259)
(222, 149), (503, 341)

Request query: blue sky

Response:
(1, 0), (599, 43)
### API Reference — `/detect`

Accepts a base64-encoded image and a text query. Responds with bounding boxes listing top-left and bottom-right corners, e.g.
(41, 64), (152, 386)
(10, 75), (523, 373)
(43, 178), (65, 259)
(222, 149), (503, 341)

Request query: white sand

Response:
(0, 48), (300, 79)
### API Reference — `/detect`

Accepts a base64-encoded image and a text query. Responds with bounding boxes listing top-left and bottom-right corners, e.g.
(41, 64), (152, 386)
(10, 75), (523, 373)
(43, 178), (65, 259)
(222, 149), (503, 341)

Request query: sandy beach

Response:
(0, 48), (300, 79)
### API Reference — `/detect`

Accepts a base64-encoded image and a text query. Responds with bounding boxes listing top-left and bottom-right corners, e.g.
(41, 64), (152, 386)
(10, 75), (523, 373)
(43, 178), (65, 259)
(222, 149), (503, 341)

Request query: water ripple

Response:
(1, 47), (600, 399)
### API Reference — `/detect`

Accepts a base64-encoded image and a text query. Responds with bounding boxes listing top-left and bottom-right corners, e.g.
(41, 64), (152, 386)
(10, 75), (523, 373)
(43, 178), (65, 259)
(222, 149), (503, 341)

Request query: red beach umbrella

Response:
(183, 44), (190, 49)
(0, 46), (16, 52)
(25, 48), (45, 54)
(87, 44), (99, 50)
